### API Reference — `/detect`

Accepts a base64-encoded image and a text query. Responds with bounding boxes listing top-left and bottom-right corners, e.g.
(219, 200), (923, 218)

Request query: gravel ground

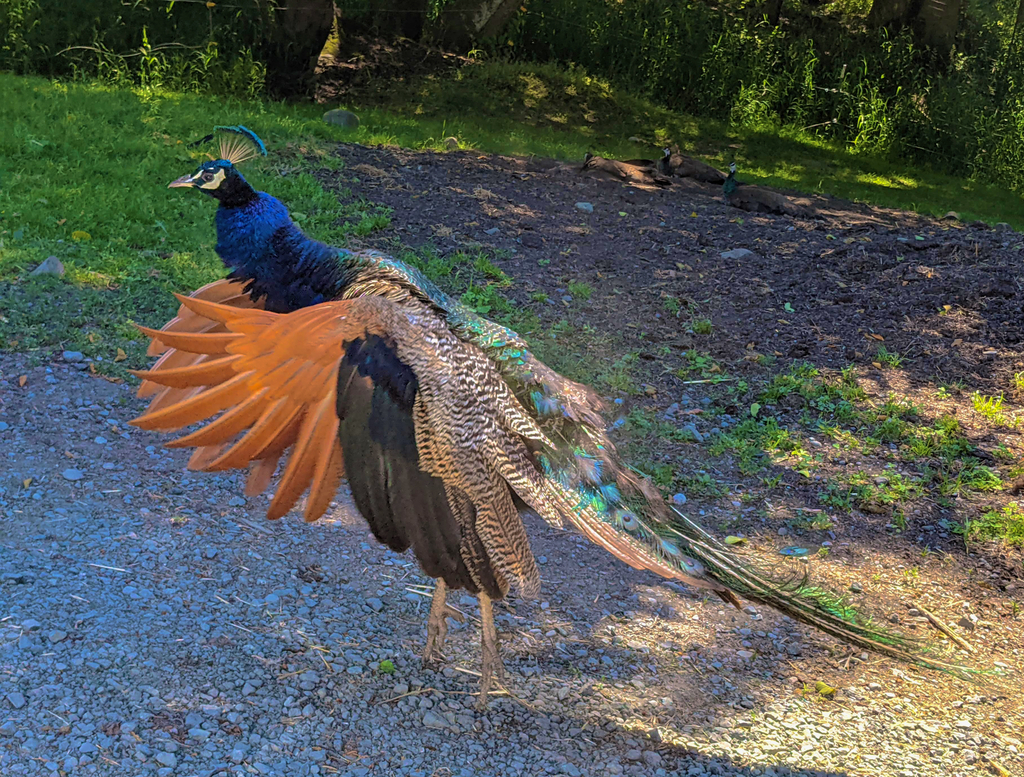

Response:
(1, 354), (1021, 777)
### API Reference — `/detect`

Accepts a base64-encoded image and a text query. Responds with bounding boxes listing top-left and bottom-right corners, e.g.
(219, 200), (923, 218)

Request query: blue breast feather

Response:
(214, 193), (343, 313)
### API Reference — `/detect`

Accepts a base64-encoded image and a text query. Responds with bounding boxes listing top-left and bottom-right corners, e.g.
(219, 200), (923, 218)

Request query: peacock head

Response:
(169, 159), (250, 200)
(168, 126), (266, 206)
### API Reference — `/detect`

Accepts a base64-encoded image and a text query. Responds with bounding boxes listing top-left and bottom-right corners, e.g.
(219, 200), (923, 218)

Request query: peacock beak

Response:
(168, 175), (196, 189)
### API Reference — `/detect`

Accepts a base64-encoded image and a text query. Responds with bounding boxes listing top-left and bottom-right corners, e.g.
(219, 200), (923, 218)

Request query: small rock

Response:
(21, 619), (41, 631)
(942, 211), (960, 221)
(62, 351), (85, 363)
(736, 650), (754, 659)
(954, 719), (972, 729)
(62, 468), (84, 481)
(484, 227), (500, 236)
(31, 256), (65, 276)
(681, 423), (703, 443)
(94, 436), (107, 445)
(227, 496), (246, 507)
(6, 692), (26, 709)
(672, 493), (687, 506)
(994, 222), (1013, 232)
(520, 232), (543, 249)
(0, 720), (18, 736)
(575, 202), (594, 214)
(422, 710), (448, 729)
(720, 248), (757, 260)
(849, 582), (863, 593)
(322, 109), (359, 129)
(642, 751), (663, 768)
(624, 749), (642, 761)
(155, 753), (177, 768)
(957, 616), (975, 632)
(47, 630), (68, 643)
(444, 136), (459, 150)
(365, 597), (384, 612)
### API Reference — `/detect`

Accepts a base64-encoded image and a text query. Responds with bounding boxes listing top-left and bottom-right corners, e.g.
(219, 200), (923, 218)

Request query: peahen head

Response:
(168, 126), (266, 208)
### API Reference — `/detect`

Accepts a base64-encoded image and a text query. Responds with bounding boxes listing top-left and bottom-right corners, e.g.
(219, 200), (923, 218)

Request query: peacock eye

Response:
(201, 172), (215, 182)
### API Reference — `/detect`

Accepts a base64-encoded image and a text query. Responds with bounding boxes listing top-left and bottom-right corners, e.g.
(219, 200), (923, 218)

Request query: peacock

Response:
(135, 127), (972, 706)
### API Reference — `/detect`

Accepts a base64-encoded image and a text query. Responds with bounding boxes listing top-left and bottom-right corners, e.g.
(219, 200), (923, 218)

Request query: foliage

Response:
(504, 0), (1024, 192)
(0, 0), (270, 96)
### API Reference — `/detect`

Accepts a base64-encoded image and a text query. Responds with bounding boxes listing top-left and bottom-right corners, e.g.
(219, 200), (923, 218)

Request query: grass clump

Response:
(961, 504), (1024, 547)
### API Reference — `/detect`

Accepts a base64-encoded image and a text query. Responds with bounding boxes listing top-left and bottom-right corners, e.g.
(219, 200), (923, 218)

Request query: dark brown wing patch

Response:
(336, 336), (495, 596)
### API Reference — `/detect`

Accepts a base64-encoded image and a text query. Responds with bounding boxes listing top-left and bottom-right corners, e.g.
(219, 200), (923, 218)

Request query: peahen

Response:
(579, 152), (671, 188)
(658, 146), (726, 184)
(135, 127), (971, 706)
(723, 162), (811, 217)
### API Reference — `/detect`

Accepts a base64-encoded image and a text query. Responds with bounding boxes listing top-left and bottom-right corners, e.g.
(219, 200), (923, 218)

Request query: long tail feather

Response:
(660, 506), (980, 679)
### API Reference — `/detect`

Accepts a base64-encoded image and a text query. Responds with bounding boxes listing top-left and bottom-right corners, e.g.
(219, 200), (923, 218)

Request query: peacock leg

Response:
(476, 592), (505, 709)
(422, 579), (465, 663)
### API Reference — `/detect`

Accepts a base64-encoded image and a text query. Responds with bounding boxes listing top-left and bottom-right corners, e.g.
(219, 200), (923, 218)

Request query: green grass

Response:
(961, 503), (1024, 547)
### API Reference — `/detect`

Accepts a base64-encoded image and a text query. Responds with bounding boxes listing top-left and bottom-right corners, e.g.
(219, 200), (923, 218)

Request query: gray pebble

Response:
(575, 202), (594, 213)
(720, 248), (757, 260)
(32, 256), (65, 276)
(6, 692), (26, 709)
(62, 351), (85, 363)
(365, 597), (384, 612)
(643, 751), (663, 768)
(323, 109), (359, 129)
(155, 752), (177, 768)
(422, 710), (448, 729)
(62, 468), (84, 481)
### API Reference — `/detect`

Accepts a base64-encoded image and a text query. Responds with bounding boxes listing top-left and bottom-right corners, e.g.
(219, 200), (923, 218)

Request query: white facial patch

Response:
(198, 168), (227, 190)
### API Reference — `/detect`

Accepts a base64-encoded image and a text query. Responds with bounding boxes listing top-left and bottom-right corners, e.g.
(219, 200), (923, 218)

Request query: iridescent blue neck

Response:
(214, 192), (346, 313)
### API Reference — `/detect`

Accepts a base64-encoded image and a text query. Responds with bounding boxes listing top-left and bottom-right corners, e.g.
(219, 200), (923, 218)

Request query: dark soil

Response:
(316, 35), (470, 104)
(317, 141), (1024, 594)
(328, 144), (1023, 394)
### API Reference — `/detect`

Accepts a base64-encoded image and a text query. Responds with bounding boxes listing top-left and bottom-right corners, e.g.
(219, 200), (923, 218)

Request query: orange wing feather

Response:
(132, 296), (388, 522)
(146, 279), (263, 357)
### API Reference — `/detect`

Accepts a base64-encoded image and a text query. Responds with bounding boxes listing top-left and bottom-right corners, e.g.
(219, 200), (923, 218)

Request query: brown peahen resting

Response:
(579, 152), (671, 188)
(658, 146), (726, 184)
(132, 128), (972, 707)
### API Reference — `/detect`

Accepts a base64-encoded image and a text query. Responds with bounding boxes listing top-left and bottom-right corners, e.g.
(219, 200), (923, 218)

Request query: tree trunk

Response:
(916, 0), (962, 52)
(867, 0), (921, 29)
(867, 0), (961, 54)
(436, 0), (523, 51)
(262, 0), (336, 98)
(1014, 0), (1024, 43)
